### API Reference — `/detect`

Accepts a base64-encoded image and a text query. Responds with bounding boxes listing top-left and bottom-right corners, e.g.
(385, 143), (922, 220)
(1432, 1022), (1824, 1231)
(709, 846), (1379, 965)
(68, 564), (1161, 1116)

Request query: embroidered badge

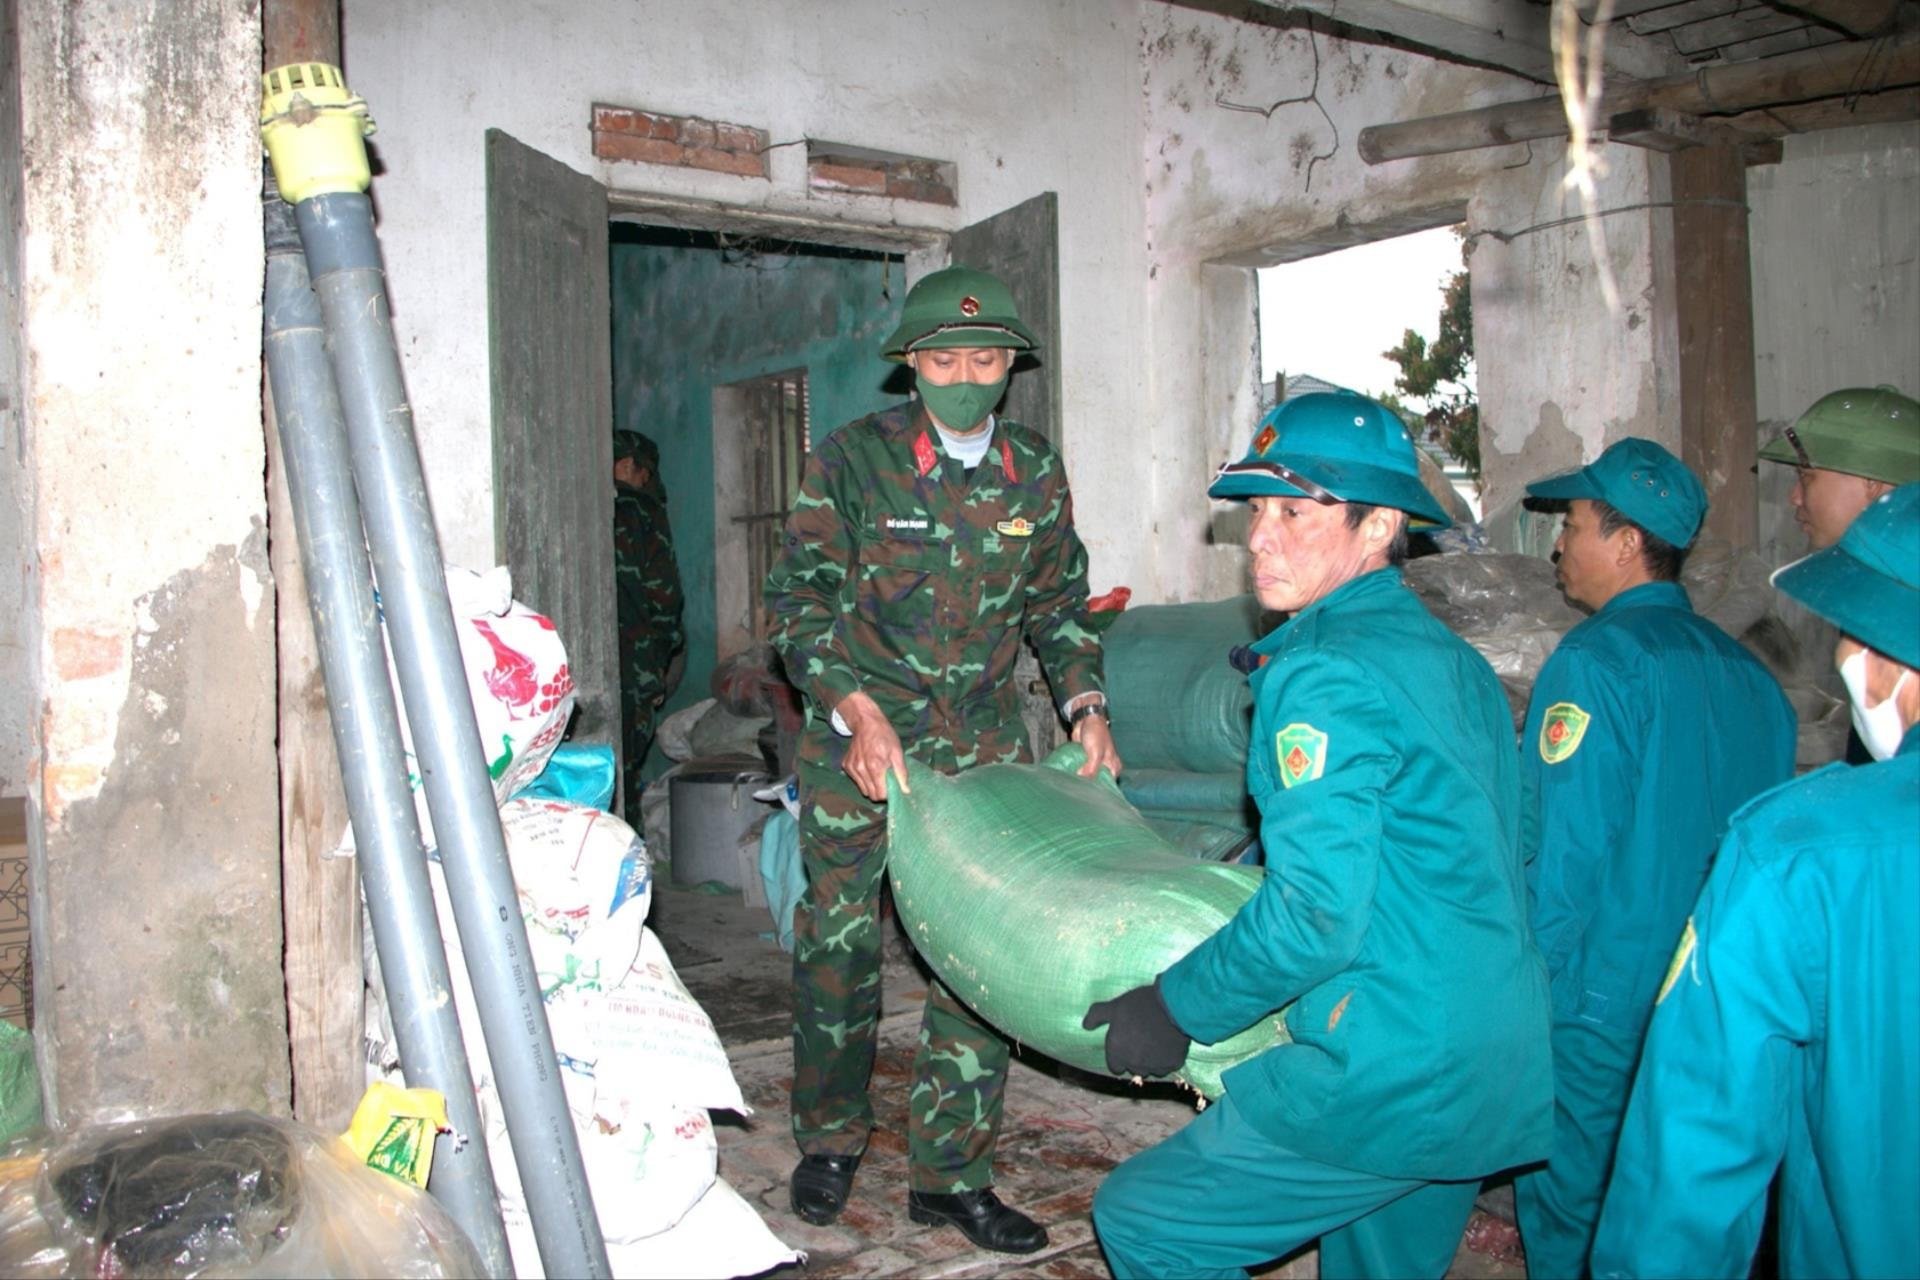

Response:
(959, 294), (981, 317)
(1656, 917), (1697, 1005)
(1275, 723), (1328, 788)
(912, 430), (939, 477)
(995, 517), (1035, 538)
(1253, 423), (1277, 455)
(1538, 702), (1591, 764)
(999, 436), (1019, 481)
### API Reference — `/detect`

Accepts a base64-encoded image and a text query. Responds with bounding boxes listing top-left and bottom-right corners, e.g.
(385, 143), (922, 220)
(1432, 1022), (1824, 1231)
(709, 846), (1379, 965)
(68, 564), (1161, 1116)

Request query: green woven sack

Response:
(885, 744), (1287, 1098)
(1102, 596), (1263, 775)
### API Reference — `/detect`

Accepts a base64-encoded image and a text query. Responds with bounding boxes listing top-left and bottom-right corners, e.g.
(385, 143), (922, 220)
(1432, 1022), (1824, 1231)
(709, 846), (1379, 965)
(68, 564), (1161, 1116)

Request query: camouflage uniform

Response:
(614, 431), (686, 815)
(765, 403), (1105, 1193)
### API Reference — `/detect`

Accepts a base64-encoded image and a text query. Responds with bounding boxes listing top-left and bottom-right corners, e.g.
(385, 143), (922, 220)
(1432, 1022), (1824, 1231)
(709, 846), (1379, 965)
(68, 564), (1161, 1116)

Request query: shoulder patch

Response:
(1538, 701), (1591, 764)
(1275, 723), (1328, 789)
(1656, 917), (1697, 1005)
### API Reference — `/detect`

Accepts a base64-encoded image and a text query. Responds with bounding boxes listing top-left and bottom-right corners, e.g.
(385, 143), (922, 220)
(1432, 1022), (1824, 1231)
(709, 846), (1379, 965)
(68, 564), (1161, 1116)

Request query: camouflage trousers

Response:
(791, 717), (1031, 1193)
(620, 665), (670, 817)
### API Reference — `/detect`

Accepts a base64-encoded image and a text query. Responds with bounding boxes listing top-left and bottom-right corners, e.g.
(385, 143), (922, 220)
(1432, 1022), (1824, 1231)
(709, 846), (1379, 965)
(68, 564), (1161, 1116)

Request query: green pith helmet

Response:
(881, 265), (1039, 363)
(612, 430), (660, 468)
(1758, 385), (1920, 485)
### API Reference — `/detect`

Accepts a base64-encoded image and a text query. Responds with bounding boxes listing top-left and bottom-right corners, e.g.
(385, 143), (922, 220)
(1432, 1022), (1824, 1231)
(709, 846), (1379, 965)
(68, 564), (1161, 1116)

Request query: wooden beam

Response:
(1761, 0), (1904, 37)
(1244, 0), (1685, 82)
(1725, 84), (1920, 132)
(1671, 145), (1761, 551)
(1358, 26), (1920, 162)
(1607, 106), (1786, 163)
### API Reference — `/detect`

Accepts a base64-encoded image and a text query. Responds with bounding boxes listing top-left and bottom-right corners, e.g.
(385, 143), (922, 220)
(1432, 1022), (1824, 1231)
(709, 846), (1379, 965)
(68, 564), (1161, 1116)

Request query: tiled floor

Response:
(652, 880), (1526, 1280)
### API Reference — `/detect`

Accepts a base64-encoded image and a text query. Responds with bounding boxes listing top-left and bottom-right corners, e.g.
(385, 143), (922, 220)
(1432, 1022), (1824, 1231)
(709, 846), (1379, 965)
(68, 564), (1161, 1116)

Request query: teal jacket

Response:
(1522, 580), (1795, 1037)
(1590, 725), (1920, 1279)
(1161, 568), (1552, 1181)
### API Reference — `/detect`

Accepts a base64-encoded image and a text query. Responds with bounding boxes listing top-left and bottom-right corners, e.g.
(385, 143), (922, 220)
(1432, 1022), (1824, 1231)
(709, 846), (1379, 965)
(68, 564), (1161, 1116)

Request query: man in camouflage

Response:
(765, 265), (1121, 1254)
(614, 430), (685, 816)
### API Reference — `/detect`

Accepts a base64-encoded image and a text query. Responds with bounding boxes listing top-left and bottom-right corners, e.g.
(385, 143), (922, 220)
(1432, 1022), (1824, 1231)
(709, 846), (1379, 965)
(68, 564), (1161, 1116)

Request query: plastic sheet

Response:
(1680, 536), (1774, 643)
(515, 743), (618, 810)
(885, 744), (1287, 1098)
(0, 1023), (40, 1145)
(1102, 595), (1265, 775)
(1403, 552), (1583, 684)
(0, 1112), (481, 1278)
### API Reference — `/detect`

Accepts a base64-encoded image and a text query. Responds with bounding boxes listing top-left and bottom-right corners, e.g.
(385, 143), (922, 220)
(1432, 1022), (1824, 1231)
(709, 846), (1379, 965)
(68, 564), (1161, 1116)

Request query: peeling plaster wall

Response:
(1469, 146), (1676, 550)
(1137, 7), (1663, 594)
(17, 0), (288, 1123)
(1, 0), (28, 798)
(340, 0), (1151, 592)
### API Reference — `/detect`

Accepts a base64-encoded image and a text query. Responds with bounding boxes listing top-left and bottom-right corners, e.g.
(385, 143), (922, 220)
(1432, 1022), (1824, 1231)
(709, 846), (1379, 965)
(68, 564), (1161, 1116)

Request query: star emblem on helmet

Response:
(1253, 424), (1277, 454)
(959, 295), (981, 317)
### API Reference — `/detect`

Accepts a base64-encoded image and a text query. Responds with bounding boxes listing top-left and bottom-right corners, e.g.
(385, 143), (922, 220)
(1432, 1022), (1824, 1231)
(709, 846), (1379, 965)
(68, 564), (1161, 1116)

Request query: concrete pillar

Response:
(15, 0), (289, 1124)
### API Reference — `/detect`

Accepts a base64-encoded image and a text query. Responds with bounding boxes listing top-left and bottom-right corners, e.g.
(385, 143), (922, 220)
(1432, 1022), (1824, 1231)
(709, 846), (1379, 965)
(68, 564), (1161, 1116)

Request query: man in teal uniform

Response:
(1591, 483), (1920, 1279)
(1514, 438), (1796, 1278)
(765, 266), (1120, 1253)
(1084, 392), (1552, 1280)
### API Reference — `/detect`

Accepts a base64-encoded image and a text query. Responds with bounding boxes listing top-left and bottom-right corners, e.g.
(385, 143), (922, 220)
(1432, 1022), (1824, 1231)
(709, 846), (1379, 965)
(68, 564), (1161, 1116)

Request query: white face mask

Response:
(1839, 648), (1912, 762)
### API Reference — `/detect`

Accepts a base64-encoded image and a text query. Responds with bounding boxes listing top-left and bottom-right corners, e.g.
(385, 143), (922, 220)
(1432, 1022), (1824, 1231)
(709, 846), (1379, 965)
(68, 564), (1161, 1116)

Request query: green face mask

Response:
(916, 373), (1008, 432)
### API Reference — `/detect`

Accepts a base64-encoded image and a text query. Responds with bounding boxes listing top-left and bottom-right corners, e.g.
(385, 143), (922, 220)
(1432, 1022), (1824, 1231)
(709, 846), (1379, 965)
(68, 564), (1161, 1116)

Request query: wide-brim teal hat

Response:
(1208, 392), (1452, 530)
(1773, 482), (1920, 669)
(1526, 436), (1706, 548)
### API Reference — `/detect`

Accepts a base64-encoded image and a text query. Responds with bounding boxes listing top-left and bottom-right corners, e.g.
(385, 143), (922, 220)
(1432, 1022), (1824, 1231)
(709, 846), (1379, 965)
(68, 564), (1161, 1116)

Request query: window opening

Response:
(735, 370), (810, 643)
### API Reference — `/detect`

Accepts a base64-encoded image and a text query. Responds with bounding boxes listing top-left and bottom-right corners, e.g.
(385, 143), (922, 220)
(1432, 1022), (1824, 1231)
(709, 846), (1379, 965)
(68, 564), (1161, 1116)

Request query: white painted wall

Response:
(341, 0), (1153, 591)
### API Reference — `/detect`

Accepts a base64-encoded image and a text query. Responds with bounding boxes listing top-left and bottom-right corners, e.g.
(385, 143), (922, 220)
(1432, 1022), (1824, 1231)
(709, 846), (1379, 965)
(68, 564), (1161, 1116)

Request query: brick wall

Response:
(591, 104), (768, 179)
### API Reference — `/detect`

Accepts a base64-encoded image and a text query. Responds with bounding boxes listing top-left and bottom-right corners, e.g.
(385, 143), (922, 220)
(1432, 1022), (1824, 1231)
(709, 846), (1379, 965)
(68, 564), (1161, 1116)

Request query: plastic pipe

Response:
(262, 176), (514, 1278)
(292, 188), (608, 1280)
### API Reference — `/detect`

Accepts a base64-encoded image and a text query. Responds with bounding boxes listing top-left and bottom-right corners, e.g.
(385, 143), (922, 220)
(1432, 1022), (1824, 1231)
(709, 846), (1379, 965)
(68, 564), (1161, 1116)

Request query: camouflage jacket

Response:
(765, 403), (1104, 750)
(615, 481), (685, 663)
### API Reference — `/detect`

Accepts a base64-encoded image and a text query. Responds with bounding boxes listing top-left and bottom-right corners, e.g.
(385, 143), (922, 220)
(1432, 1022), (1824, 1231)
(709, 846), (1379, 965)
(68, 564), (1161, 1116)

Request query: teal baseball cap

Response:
(1525, 437), (1707, 548)
(1208, 392), (1453, 530)
(1772, 482), (1920, 670)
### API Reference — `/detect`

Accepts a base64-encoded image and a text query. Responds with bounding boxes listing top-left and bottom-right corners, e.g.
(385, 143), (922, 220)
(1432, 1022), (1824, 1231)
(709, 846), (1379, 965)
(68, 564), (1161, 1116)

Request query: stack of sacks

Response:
(1102, 595), (1265, 860)
(357, 568), (799, 1279)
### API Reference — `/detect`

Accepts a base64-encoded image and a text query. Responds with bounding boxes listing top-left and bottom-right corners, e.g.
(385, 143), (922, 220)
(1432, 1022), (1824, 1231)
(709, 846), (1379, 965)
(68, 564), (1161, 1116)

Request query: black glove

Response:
(1081, 980), (1192, 1078)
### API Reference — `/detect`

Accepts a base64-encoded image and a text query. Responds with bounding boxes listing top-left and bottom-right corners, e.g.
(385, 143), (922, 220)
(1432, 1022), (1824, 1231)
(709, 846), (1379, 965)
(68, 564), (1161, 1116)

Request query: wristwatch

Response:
(1066, 700), (1110, 729)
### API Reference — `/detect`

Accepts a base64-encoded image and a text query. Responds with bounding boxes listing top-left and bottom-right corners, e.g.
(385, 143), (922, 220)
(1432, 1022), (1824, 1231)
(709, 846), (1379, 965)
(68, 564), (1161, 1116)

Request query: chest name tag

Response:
(883, 515), (931, 535)
(995, 517), (1035, 538)
(1538, 701), (1591, 764)
(1275, 723), (1328, 788)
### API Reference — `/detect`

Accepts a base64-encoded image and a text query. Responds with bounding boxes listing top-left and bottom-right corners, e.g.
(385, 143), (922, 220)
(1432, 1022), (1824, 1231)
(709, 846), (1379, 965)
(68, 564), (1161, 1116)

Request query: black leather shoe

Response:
(907, 1187), (1049, 1254)
(789, 1153), (861, 1225)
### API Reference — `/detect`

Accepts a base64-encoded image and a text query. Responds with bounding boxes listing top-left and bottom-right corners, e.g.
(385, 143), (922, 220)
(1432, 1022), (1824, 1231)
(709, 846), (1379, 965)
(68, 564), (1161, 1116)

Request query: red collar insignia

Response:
(999, 437), (1018, 482)
(913, 430), (939, 477)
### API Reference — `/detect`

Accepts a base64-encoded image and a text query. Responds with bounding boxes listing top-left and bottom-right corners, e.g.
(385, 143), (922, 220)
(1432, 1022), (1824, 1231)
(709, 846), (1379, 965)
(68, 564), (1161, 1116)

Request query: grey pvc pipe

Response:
(293, 190), (610, 1280)
(262, 182), (514, 1278)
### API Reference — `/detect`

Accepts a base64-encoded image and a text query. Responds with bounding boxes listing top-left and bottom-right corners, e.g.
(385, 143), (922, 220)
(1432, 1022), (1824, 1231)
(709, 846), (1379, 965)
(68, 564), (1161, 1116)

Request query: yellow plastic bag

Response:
(341, 1082), (449, 1189)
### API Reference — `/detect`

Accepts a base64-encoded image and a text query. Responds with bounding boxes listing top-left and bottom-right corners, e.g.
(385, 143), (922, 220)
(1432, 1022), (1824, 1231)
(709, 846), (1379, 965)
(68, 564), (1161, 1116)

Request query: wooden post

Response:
(264, 0), (361, 1133)
(1671, 144), (1760, 552)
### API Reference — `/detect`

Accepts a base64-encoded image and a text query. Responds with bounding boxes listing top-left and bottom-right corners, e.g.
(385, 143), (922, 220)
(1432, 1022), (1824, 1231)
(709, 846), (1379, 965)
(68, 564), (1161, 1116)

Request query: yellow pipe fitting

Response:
(260, 62), (376, 204)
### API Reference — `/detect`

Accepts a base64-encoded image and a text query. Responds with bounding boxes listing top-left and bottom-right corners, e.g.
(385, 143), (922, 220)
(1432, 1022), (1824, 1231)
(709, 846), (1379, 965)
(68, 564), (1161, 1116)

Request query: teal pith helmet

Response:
(1758, 385), (1920, 485)
(1208, 392), (1453, 531)
(1773, 482), (1920, 670)
(1525, 437), (1707, 549)
(881, 266), (1039, 362)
